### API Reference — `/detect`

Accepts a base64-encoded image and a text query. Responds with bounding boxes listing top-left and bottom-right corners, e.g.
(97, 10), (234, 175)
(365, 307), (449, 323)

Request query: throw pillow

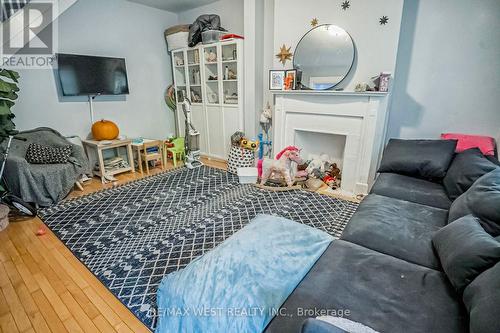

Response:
(448, 169), (500, 236)
(463, 262), (500, 333)
(25, 143), (72, 164)
(378, 139), (457, 179)
(441, 133), (496, 156)
(443, 148), (498, 200)
(433, 215), (500, 292)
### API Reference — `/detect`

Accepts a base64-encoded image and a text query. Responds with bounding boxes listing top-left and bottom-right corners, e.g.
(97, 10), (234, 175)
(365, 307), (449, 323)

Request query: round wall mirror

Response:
(293, 24), (355, 90)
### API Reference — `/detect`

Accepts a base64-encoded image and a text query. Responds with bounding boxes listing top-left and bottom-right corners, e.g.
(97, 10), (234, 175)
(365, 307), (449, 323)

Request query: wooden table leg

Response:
(127, 144), (135, 173)
(96, 148), (106, 184)
(136, 146), (143, 174)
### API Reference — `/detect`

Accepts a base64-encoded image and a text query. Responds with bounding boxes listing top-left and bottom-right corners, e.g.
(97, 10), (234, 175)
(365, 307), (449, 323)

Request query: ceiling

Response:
(127, 0), (220, 13)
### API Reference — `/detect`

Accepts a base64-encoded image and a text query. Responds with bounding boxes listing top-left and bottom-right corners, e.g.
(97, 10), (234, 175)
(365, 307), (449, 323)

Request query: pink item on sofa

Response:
(441, 133), (496, 156)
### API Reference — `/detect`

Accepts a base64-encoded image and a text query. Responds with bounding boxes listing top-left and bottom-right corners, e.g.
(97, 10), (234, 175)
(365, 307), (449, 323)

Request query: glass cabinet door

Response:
(203, 45), (220, 105)
(187, 48), (202, 104)
(221, 43), (238, 106)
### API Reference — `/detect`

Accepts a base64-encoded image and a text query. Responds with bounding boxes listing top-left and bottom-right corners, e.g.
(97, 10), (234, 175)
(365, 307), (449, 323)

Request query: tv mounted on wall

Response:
(56, 53), (130, 96)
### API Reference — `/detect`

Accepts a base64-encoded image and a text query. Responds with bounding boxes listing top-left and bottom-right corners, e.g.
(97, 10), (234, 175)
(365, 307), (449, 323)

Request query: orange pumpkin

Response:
(91, 119), (119, 140)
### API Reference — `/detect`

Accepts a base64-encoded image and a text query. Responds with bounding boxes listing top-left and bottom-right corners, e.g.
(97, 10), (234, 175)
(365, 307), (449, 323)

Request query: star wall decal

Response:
(276, 44), (293, 66)
(341, 1), (350, 10)
(379, 16), (389, 25)
(311, 18), (319, 27)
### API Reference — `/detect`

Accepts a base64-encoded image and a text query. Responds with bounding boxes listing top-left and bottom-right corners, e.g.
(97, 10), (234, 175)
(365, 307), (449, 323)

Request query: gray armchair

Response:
(3, 127), (90, 206)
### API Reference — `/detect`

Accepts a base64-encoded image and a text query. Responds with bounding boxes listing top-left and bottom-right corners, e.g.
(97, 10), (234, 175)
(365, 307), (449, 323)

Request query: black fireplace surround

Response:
(265, 139), (500, 333)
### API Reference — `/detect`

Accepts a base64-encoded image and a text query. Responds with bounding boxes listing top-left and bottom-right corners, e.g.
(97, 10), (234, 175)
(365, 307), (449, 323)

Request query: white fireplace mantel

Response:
(272, 90), (390, 195)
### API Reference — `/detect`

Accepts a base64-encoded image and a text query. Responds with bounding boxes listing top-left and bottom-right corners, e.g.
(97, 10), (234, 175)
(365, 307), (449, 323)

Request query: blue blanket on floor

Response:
(155, 214), (334, 333)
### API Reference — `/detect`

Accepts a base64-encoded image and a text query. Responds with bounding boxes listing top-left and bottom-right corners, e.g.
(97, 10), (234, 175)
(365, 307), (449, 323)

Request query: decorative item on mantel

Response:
(284, 70), (297, 90)
(354, 83), (374, 92)
(369, 72), (392, 92)
(276, 44), (293, 66)
(269, 70), (285, 90)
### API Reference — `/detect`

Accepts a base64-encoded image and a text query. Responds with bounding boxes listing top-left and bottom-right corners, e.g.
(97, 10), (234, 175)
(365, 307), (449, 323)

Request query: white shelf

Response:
(222, 59), (237, 63)
(223, 79), (238, 82)
(271, 90), (388, 97)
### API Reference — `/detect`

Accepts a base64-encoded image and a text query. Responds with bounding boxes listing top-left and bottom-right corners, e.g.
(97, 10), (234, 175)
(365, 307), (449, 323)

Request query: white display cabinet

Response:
(171, 39), (244, 160)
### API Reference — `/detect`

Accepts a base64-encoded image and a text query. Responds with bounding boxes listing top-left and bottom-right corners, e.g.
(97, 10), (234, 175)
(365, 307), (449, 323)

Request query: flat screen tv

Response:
(57, 53), (130, 96)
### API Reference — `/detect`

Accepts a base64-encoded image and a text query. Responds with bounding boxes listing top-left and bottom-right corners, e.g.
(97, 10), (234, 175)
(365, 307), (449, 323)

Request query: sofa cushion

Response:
(370, 173), (451, 209)
(301, 319), (347, 333)
(433, 215), (500, 292)
(264, 240), (468, 333)
(463, 262), (500, 333)
(378, 139), (457, 179)
(449, 169), (500, 236)
(341, 194), (447, 269)
(443, 148), (498, 200)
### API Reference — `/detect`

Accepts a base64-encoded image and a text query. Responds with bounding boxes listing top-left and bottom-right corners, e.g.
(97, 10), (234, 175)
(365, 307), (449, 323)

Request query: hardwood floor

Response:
(0, 158), (227, 333)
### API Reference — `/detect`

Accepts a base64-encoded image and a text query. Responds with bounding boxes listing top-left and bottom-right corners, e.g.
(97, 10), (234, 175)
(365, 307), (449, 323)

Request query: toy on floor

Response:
(257, 133), (272, 160)
(306, 154), (331, 176)
(259, 146), (306, 187)
(36, 227), (47, 236)
(240, 138), (259, 150)
(231, 131), (245, 147)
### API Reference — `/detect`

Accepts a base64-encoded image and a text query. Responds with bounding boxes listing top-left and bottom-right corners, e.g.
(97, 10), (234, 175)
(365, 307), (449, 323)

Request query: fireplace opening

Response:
(294, 130), (346, 189)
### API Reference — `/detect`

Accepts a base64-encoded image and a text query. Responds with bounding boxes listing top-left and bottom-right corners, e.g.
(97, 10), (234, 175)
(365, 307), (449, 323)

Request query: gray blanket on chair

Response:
(3, 127), (90, 207)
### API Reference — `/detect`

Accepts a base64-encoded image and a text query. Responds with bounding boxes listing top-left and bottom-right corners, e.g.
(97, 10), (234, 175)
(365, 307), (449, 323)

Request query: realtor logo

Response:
(1, 0), (58, 68)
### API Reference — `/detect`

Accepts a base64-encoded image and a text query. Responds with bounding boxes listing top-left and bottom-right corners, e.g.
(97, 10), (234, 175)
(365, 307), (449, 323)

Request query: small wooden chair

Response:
(140, 140), (164, 175)
(166, 137), (185, 167)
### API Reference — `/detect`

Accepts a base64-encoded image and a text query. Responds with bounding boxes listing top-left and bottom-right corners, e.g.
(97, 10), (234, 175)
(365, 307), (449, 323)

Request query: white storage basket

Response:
(227, 146), (255, 174)
(237, 167), (258, 184)
(166, 31), (189, 51)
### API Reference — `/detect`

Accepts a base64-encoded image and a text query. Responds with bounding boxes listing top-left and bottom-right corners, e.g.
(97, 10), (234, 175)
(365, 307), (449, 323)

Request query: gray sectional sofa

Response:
(265, 139), (500, 333)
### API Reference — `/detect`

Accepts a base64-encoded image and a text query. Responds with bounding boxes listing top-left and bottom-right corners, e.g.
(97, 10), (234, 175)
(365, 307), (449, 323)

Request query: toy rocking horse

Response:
(258, 146), (307, 187)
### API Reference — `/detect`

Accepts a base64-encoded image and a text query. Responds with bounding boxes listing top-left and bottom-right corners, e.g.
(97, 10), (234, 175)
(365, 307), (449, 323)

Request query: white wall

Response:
(177, 0), (244, 35)
(14, 0), (178, 139)
(386, 0), (500, 142)
(271, 0), (404, 91)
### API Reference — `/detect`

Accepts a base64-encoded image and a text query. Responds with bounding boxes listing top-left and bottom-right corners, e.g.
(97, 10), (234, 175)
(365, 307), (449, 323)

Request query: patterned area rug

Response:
(39, 166), (359, 330)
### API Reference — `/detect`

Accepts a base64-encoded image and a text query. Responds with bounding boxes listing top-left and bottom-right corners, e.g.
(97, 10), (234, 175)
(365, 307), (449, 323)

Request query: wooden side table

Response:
(82, 139), (135, 183)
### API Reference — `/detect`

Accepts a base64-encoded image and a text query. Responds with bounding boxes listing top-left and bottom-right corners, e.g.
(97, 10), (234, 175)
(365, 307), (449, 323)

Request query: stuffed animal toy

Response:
(323, 175), (338, 189)
(258, 146), (304, 187)
(240, 138), (259, 150)
(327, 163), (342, 180)
(231, 131), (245, 146)
(306, 154), (331, 175)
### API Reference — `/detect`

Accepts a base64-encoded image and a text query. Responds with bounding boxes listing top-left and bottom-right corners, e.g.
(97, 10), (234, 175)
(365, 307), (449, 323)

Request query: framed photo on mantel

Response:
(269, 70), (285, 90)
(284, 69), (297, 90)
